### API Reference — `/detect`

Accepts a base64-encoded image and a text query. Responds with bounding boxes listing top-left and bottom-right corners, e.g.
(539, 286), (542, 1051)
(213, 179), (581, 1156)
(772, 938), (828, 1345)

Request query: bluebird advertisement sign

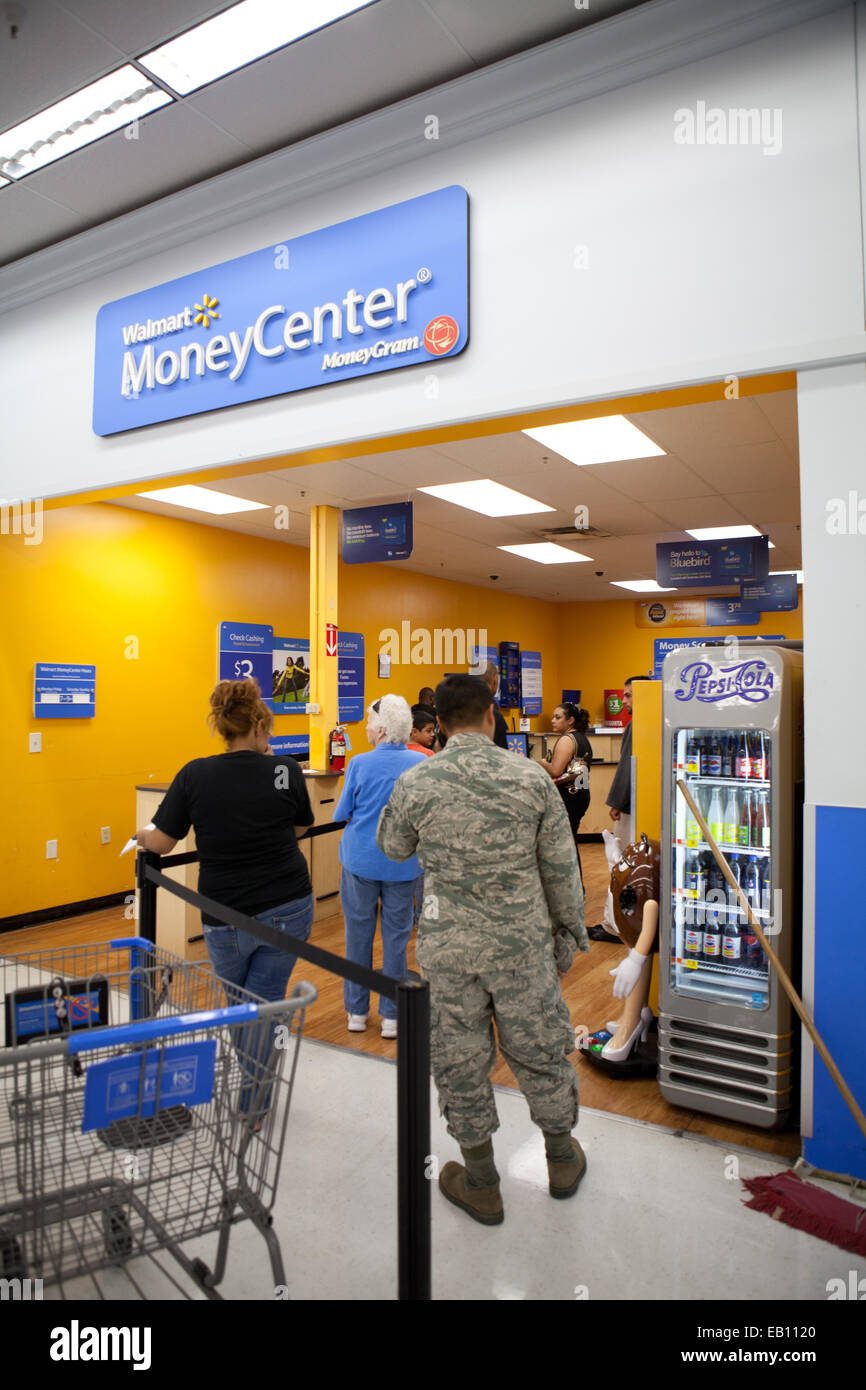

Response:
(342, 501), (413, 564)
(739, 573), (798, 613)
(93, 186), (469, 435)
(655, 536), (769, 588)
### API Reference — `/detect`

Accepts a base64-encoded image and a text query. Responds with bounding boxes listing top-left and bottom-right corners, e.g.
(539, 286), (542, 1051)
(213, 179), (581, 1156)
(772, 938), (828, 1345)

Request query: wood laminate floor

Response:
(1, 843), (799, 1160)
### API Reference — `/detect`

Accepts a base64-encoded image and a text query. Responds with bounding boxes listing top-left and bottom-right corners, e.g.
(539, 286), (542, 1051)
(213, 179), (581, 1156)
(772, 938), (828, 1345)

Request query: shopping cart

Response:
(0, 937), (316, 1299)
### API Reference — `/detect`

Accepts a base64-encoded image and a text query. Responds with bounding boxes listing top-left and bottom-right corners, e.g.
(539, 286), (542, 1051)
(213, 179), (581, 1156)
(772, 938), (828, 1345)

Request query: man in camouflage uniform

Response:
(377, 674), (589, 1225)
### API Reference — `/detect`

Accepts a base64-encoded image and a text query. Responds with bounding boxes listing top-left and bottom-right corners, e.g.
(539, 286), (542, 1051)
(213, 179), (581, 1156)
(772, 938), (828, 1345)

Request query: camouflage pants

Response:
(426, 956), (579, 1149)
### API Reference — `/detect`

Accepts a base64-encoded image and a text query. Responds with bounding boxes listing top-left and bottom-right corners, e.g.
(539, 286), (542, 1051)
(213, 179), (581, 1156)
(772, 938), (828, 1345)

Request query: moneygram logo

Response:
(424, 315), (459, 355)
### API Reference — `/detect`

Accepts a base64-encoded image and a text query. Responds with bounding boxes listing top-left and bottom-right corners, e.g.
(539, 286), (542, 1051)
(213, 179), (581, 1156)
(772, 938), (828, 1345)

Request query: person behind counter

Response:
(334, 695), (426, 1039)
(135, 678), (316, 1114)
(542, 703), (592, 884)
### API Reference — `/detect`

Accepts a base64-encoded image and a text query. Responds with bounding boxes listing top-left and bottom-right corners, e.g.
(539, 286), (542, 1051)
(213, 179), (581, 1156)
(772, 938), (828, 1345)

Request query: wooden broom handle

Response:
(676, 778), (866, 1145)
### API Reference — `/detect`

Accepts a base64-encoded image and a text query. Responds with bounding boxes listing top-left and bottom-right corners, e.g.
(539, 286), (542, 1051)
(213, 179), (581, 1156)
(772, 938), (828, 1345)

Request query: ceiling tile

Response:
(581, 453), (716, 503)
(0, 3), (121, 130)
(186, 1), (469, 153)
(0, 183), (82, 264)
(682, 440), (797, 493)
(753, 389), (798, 443)
(647, 496), (752, 530)
(627, 398), (778, 453)
(25, 102), (247, 220)
(723, 488), (802, 525)
(60, 1), (237, 56)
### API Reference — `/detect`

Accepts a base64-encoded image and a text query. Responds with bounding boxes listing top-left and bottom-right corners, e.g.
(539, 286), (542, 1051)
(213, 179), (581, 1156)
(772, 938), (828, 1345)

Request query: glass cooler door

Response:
(669, 725), (772, 1012)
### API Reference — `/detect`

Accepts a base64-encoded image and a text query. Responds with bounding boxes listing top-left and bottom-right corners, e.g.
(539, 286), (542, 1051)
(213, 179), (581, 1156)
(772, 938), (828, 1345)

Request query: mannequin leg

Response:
(606, 955), (652, 1050)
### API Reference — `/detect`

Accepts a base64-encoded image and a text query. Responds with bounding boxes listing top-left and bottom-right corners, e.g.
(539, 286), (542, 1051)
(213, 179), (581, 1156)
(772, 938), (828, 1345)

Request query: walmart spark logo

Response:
(193, 293), (220, 328)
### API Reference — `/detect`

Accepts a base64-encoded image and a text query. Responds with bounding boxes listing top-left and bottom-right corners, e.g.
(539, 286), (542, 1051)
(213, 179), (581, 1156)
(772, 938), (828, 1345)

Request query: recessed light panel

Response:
(136, 485), (269, 514)
(418, 480), (554, 517)
(139, 0), (379, 96)
(0, 68), (172, 179)
(497, 543), (592, 565)
(610, 579), (678, 593)
(522, 416), (665, 466)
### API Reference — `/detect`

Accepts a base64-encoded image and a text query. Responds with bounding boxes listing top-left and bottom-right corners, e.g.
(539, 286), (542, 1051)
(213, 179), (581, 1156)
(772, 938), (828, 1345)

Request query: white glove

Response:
(609, 948), (650, 999)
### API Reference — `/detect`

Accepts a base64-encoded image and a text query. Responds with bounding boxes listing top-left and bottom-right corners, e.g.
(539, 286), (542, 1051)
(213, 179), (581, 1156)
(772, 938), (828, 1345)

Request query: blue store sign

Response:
(342, 501), (413, 564)
(739, 573), (798, 612)
(34, 662), (96, 719)
(338, 632), (365, 721)
(218, 621), (274, 711)
(656, 536), (769, 588)
(93, 186), (469, 436)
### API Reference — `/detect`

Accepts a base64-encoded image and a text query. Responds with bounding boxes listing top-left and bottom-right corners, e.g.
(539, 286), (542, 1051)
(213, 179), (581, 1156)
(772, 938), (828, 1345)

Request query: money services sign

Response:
(93, 186), (469, 435)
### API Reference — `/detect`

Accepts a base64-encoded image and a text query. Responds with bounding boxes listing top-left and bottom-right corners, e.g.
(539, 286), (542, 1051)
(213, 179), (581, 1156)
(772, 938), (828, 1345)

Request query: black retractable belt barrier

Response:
(136, 833), (432, 1301)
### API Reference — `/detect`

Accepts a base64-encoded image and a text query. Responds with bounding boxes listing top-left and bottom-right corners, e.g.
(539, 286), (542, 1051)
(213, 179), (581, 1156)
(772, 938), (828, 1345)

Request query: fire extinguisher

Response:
(329, 724), (346, 772)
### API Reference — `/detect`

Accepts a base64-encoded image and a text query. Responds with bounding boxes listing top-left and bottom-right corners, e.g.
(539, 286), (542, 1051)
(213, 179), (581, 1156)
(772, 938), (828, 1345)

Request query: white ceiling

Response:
(112, 387), (803, 602)
(0, 0), (649, 266)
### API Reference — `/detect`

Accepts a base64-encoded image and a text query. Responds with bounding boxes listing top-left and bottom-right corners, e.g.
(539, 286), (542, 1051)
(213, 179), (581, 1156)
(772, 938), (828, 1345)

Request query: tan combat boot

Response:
(547, 1138), (587, 1199)
(438, 1162), (504, 1226)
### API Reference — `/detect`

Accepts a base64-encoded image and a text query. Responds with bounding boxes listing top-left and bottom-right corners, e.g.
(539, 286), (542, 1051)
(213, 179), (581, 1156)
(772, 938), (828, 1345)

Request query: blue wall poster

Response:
(739, 574), (798, 612)
(94, 186), (469, 436)
(520, 651), (543, 716)
(342, 501), (413, 564)
(655, 536), (770, 588)
(653, 635), (786, 679)
(338, 632), (365, 722)
(218, 621), (274, 711)
(705, 598), (759, 627)
(34, 663), (96, 719)
(273, 637), (310, 710)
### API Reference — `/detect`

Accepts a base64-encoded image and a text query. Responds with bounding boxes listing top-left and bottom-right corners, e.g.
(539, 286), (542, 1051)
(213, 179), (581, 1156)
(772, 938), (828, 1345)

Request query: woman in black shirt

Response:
(543, 703), (593, 884)
(135, 678), (315, 1007)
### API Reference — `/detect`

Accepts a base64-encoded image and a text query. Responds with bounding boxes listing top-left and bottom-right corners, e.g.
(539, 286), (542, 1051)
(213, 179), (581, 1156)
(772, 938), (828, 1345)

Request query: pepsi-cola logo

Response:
(674, 659), (775, 704)
(424, 315), (459, 355)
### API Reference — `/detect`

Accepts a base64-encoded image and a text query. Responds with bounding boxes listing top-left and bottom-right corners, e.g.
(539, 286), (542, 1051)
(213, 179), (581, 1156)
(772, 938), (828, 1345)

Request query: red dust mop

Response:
(678, 780), (866, 1253)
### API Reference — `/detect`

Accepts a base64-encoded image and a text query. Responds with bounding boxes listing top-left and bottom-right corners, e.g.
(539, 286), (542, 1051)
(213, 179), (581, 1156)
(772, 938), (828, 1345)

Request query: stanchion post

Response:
(396, 976), (431, 1301)
(136, 849), (158, 946)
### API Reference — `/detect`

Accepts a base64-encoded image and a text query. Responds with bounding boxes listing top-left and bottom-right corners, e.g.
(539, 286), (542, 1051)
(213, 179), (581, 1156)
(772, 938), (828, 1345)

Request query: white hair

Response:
(368, 694), (413, 744)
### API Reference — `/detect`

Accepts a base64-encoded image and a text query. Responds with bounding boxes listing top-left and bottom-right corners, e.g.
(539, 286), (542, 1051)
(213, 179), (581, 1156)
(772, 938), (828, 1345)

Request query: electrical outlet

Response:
(46, 840), (58, 859)
(100, 826), (111, 845)
(29, 733), (41, 753)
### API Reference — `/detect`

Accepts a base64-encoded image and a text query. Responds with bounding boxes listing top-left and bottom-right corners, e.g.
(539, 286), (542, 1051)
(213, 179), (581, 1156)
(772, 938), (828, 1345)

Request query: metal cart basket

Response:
(0, 936), (316, 1299)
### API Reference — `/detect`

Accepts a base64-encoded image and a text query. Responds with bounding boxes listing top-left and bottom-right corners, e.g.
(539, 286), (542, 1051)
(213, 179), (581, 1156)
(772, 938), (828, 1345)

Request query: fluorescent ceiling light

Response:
(610, 579), (678, 593)
(522, 416), (665, 466)
(497, 543), (592, 565)
(0, 67), (172, 179)
(771, 570), (803, 584)
(139, 0), (378, 95)
(685, 525), (760, 540)
(136, 485), (269, 514)
(418, 479), (554, 517)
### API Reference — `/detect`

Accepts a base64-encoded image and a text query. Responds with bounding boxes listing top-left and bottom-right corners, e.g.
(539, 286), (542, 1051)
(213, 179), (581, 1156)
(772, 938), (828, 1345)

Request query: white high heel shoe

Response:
(601, 1006), (653, 1062)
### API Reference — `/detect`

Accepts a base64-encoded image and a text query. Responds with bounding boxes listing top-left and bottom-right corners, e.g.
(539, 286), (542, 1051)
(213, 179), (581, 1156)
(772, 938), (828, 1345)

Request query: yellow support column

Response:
(308, 506), (340, 770)
(632, 678), (663, 1012)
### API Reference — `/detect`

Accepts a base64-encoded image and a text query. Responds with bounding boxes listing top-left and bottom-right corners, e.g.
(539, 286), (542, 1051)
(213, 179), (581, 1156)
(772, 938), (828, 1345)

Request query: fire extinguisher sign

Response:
(325, 623), (338, 657)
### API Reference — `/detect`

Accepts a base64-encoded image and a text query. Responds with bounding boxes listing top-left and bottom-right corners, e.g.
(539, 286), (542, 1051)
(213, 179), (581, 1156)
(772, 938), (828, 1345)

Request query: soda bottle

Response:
(757, 790), (771, 849)
(749, 791), (763, 849)
(707, 731), (722, 777)
(735, 730), (751, 779)
(697, 734), (707, 776)
(722, 912), (742, 964)
(745, 856), (762, 918)
(722, 733), (735, 778)
(738, 788), (752, 847)
(729, 853), (745, 923)
(702, 866), (722, 963)
(723, 788), (739, 846)
(686, 732), (700, 776)
(708, 786), (724, 844)
(760, 859), (772, 916)
(685, 795), (700, 849)
(684, 850), (699, 897)
(752, 730), (767, 781)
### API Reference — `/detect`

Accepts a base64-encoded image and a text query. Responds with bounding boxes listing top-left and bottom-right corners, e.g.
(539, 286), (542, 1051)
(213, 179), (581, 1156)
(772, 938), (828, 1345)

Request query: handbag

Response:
(553, 734), (590, 795)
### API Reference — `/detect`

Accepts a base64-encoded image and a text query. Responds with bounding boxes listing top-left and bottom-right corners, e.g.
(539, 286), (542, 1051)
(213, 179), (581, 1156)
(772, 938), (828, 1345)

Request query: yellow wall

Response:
(556, 599), (803, 726)
(1, 500), (804, 920)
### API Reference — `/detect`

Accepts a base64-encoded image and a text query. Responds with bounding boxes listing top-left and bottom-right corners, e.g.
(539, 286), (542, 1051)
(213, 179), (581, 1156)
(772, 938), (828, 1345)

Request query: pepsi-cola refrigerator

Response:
(659, 643), (803, 1129)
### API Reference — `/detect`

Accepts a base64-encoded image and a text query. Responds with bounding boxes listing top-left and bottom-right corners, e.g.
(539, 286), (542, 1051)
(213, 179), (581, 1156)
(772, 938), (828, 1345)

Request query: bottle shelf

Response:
(675, 839), (771, 858)
(677, 774), (771, 790)
(671, 890), (770, 919)
(672, 955), (768, 983)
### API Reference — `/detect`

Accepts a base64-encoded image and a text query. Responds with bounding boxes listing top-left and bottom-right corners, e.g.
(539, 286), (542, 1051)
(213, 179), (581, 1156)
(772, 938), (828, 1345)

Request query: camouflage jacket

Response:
(376, 731), (587, 974)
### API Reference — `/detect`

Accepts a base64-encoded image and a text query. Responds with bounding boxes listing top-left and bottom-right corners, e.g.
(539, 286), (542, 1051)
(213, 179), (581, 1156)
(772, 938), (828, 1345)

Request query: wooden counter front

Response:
(135, 769), (344, 961)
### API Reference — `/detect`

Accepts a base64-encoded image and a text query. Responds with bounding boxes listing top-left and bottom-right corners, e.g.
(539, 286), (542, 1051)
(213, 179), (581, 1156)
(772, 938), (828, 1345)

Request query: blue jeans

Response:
(340, 869), (422, 1020)
(203, 894), (314, 1115)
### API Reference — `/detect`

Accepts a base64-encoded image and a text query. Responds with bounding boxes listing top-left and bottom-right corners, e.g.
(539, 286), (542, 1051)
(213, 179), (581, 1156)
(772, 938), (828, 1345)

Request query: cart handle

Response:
(111, 937), (156, 951)
(68, 1003), (259, 1054)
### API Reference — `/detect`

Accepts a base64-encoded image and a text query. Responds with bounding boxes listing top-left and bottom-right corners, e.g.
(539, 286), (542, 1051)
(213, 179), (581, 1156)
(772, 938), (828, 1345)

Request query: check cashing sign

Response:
(93, 186), (469, 436)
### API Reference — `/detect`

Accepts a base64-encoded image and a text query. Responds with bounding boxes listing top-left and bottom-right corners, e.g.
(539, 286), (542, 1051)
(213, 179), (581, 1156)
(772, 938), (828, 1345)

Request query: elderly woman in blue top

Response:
(334, 694), (426, 1040)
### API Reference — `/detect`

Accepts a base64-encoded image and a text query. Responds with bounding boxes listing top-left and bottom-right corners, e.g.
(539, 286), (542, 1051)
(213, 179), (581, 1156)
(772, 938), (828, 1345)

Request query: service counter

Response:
(526, 729), (625, 834)
(135, 769), (344, 962)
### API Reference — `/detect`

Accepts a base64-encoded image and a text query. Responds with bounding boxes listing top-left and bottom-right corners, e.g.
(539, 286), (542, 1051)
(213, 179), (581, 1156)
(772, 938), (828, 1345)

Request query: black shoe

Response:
(587, 925), (622, 944)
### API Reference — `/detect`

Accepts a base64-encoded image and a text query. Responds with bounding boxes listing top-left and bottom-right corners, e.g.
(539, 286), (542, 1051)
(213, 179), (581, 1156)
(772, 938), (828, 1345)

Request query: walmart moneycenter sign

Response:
(92, 186), (469, 436)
